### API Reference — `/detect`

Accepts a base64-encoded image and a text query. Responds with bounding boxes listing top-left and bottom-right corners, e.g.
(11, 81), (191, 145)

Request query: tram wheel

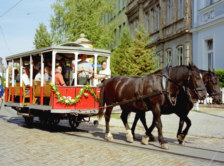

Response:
(23, 116), (33, 127)
(69, 116), (80, 129)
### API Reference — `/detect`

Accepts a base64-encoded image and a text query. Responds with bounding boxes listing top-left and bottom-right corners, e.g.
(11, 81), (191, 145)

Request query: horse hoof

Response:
(126, 130), (134, 143)
(161, 143), (169, 150)
(177, 134), (185, 142)
(149, 135), (156, 142)
(105, 133), (114, 142)
(178, 140), (185, 145)
(141, 135), (149, 145)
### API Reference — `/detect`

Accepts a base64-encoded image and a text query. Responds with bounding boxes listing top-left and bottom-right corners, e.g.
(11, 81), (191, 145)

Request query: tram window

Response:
(55, 53), (75, 86)
(94, 56), (111, 85)
(76, 54), (94, 86)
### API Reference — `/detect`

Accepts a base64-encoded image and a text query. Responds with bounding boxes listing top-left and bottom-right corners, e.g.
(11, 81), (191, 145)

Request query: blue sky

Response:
(0, 0), (55, 63)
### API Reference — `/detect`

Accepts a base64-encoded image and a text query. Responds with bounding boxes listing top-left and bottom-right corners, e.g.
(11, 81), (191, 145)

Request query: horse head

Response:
(162, 65), (179, 106)
(186, 62), (207, 101)
(203, 69), (222, 104)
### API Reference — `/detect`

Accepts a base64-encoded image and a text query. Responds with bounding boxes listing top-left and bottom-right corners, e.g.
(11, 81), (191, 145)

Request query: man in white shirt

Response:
(77, 54), (93, 85)
(96, 60), (111, 83)
(22, 68), (30, 86)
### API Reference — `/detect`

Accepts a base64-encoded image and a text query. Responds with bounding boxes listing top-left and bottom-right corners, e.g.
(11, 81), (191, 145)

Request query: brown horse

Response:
(200, 69), (222, 104)
(98, 63), (207, 149)
(131, 67), (221, 145)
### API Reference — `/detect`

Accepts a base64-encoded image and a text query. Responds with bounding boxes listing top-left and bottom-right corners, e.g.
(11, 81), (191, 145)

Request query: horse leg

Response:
(152, 104), (168, 149)
(120, 109), (133, 143)
(131, 112), (140, 139)
(141, 116), (156, 145)
(178, 116), (191, 144)
(177, 118), (185, 144)
(105, 106), (114, 141)
(131, 111), (148, 139)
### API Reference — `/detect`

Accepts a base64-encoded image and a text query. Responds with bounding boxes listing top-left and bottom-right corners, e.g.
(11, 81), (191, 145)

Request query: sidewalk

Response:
(94, 106), (224, 151)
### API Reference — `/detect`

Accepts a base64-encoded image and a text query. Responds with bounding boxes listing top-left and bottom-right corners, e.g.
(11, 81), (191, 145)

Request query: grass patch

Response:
(111, 113), (120, 119)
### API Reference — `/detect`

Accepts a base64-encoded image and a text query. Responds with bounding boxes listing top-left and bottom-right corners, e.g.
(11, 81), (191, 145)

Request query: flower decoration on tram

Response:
(49, 84), (99, 105)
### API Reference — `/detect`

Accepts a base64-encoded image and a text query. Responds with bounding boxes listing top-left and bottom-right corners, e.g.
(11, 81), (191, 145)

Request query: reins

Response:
(98, 74), (179, 109)
(98, 91), (164, 109)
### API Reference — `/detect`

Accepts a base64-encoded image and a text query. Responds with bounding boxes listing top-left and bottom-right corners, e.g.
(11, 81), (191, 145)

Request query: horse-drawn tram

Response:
(4, 34), (110, 128)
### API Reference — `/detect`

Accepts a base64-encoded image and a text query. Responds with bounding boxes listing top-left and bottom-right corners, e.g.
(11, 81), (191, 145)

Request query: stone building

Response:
(126, 0), (192, 67)
(103, 0), (127, 49)
(191, 0), (224, 70)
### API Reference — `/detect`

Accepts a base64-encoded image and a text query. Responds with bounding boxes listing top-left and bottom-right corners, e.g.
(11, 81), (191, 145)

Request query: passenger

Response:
(14, 69), (20, 82)
(44, 66), (51, 82)
(34, 68), (41, 82)
(77, 54), (93, 85)
(22, 67), (30, 86)
(55, 66), (66, 86)
(60, 58), (72, 85)
(95, 60), (111, 83)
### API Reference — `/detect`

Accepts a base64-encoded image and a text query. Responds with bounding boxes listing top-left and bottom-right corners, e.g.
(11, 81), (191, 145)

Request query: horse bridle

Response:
(185, 70), (206, 99)
(205, 73), (222, 97)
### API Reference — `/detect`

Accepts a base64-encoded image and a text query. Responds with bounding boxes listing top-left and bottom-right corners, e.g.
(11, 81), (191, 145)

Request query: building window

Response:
(151, 8), (155, 33)
(167, 0), (172, 24)
(114, 28), (117, 46)
(178, 0), (184, 19)
(177, 46), (184, 66)
(205, 0), (220, 7)
(207, 39), (213, 69)
(145, 12), (149, 34)
(165, 49), (172, 66)
(157, 5), (160, 30)
(155, 52), (161, 69)
(118, 25), (122, 41)
(123, 0), (126, 9)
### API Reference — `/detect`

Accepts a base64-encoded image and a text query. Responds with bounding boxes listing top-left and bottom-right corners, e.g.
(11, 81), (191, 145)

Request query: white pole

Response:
(94, 54), (98, 86)
(12, 59), (14, 87)
(41, 53), (44, 86)
(20, 58), (23, 87)
(30, 55), (33, 87)
(52, 51), (56, 84)
(5, 62), (9, 88)
(107, 56), (110, 72)
(74, 52), (78, 86)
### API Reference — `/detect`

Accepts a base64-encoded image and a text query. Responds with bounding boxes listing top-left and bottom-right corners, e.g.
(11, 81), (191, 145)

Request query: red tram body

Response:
(4, 36), (110, 128)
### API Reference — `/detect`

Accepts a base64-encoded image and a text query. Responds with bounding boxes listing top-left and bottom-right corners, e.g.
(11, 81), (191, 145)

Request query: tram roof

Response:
(6, 45), (111, 61)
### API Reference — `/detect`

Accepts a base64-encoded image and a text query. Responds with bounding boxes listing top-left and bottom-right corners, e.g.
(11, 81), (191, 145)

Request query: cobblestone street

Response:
(0, 106), (224, 166)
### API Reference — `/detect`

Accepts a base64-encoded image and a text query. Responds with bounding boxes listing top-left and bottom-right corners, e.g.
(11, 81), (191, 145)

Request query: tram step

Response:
(17, 112), (33, 117)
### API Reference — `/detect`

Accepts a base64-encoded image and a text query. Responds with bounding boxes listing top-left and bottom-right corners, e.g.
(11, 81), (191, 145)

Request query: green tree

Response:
(111, 28), (133, 76)
(111, 26), (158, 76)
(50, 0), (115, 49)
(34, 23), (53, 49)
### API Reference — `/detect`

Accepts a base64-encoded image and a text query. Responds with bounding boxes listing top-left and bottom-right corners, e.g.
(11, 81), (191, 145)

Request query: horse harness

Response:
(99, 69), (207, 109)
(99, 74), (180, 109)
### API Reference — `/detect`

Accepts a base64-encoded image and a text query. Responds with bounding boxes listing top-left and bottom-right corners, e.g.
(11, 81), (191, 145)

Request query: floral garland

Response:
(49, 83), (99, 105)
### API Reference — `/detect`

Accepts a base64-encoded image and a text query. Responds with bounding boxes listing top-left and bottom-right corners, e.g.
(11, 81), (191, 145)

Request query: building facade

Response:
(126, 0), (192, 67)
(192, 0), (224, 70)
(103, 0), (127, 49)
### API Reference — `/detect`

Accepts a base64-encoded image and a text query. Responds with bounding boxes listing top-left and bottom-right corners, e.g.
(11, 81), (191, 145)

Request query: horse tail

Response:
(98, 83), (105, 120)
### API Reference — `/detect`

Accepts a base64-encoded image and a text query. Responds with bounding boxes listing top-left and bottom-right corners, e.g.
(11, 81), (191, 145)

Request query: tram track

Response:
(59, 126), (224, 164)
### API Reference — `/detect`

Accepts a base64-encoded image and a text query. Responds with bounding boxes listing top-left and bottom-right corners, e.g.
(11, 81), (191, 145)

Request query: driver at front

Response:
(77, 54), (93, 85)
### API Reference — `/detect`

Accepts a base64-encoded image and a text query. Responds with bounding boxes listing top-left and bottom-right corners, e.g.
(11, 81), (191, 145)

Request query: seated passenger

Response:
(95, 60), (111, 83)
(77, 54), (93, 85)
(22, 68), (30, 86)
(14, 69), (20, 82)
(55, 66), (66, 86)
(34, 69), (41, 82)
(44, 66), (51, 82)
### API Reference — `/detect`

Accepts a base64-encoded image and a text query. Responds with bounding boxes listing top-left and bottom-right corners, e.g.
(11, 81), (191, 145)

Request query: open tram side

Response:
(4, 38), (110, 128)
